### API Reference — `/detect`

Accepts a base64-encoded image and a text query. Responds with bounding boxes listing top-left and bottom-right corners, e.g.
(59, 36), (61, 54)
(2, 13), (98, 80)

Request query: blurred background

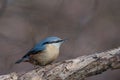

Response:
(0, 0), (120, 80)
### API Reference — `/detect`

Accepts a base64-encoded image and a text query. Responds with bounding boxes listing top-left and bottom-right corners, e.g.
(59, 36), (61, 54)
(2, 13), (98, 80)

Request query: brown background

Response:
(0, 0), (120, 80)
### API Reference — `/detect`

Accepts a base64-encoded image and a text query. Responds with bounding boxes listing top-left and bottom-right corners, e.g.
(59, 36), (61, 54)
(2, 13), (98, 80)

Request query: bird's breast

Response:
(45, 44), (59, 59)
(32, 44), (60, 65)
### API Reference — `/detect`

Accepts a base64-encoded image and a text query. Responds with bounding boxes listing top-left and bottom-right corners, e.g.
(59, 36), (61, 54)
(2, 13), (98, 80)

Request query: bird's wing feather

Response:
(22, 43), (45, 58)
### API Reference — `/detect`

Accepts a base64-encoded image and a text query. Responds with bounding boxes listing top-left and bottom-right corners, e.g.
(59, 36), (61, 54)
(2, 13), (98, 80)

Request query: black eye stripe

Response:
(43, 40), (63, 45)
(53, 40), (63, 43)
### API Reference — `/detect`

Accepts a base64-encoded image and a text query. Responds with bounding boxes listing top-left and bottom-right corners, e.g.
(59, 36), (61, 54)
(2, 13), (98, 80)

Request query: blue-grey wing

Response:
(22, 43), (45, 58)
(15, 48), (43, 64)
(15, 42), (46, 64)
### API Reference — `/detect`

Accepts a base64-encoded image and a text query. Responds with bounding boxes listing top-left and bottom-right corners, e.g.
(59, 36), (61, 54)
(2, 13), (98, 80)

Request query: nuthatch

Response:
(15, 36), (65, 66)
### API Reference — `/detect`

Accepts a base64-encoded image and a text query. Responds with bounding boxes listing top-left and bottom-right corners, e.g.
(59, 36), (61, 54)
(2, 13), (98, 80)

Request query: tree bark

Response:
(0, 47), (120, 80)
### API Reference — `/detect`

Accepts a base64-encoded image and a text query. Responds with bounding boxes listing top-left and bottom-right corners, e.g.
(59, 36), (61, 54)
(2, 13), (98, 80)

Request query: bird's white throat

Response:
(51, 43), (62, 49)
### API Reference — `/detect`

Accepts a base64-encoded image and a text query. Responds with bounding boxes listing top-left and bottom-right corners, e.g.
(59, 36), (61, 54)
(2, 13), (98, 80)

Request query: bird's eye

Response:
(54, 40), (64, 43)
(43, 42), (50, 45)
(43, 40), (64, 45)
(56, 40), (64, 43)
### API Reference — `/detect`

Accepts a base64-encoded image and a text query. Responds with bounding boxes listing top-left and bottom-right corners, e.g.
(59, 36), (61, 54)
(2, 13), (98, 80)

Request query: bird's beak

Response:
(62, 39), (67, 42)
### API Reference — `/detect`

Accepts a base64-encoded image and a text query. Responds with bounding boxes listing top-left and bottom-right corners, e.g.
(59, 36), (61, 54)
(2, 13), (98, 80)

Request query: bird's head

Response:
(41, 36), (66, 49)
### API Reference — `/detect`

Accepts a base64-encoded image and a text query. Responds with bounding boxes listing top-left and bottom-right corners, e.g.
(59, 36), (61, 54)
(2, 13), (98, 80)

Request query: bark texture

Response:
(0, 47), (120, 80)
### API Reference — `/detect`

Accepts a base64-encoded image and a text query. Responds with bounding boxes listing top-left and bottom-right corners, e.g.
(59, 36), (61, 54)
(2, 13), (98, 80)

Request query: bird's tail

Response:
(15, 57), (28, 64)
(15, 58), (24, 64)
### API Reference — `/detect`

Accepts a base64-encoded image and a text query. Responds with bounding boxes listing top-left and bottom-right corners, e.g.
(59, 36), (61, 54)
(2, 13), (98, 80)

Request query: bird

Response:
(15, 36), (65, 66)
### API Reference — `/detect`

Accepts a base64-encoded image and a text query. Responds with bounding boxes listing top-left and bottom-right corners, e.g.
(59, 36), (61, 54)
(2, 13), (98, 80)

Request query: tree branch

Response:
(0, 47), (120, 80)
